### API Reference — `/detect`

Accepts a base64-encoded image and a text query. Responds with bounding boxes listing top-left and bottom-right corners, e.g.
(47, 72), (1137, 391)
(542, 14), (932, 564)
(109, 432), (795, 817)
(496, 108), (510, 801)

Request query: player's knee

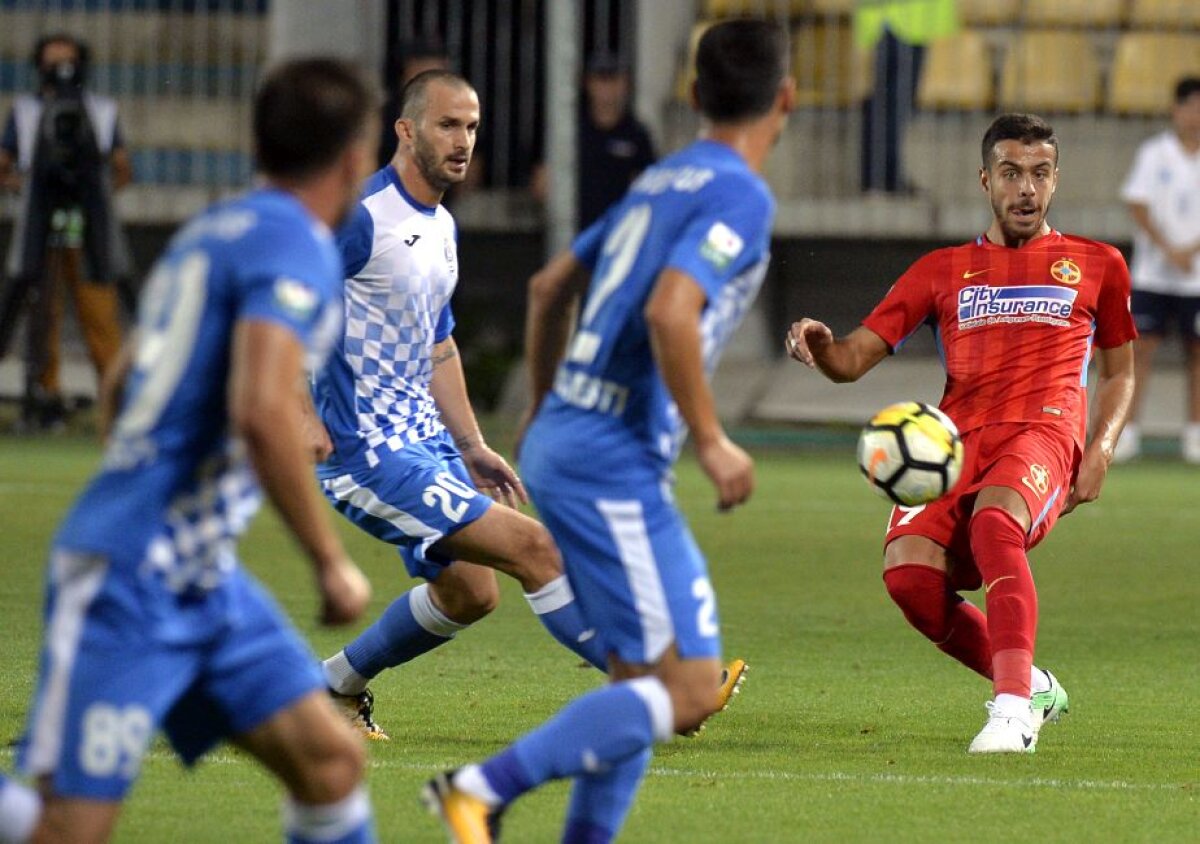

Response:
(883, 565), (950, 642)
(436, 576), (499, 623)
(514, 524), (563, 586)
(290, 730), (366, 805)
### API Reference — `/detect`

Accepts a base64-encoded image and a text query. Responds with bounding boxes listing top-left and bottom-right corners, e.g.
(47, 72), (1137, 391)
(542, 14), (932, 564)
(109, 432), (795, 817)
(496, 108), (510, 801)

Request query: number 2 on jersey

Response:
(567, 203), (652, 366)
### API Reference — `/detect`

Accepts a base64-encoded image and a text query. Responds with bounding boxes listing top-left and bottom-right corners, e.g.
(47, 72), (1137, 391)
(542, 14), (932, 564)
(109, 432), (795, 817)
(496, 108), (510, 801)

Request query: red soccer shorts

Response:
(883, 421), (1080, 589)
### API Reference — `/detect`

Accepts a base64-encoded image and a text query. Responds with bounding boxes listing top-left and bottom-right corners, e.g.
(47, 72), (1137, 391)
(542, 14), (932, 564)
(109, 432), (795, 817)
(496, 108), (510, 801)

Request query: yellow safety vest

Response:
(853, 0), (959, 49)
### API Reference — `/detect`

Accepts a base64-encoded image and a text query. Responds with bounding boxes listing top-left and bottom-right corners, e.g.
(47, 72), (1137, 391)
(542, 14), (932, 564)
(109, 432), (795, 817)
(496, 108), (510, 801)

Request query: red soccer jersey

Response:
(862, 230), (1137, 445)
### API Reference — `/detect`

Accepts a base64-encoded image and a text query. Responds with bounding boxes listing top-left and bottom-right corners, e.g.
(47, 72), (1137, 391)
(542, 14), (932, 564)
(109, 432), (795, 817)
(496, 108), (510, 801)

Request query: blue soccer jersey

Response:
(53, 188), (343, 641)
(314, 165), (459, 473)
(524, 139), (774, 493)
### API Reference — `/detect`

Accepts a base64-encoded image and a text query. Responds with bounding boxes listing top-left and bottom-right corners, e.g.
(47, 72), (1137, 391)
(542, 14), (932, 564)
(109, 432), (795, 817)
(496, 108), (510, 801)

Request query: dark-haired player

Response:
(422, 19), (795, 843)
(786, 113), (1136, 753)
(0, 59), (379, 842)
(311, 71), (606, 742)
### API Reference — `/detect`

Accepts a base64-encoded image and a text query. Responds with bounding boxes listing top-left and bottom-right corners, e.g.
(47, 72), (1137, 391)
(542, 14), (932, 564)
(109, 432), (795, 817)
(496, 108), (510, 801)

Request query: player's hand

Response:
(1062, 446), (1109, 515)
(785, 319), (834, 368)
(696, 434), (755, 512)
(462, 442), (529, 509)
(317, 557), (371, 626)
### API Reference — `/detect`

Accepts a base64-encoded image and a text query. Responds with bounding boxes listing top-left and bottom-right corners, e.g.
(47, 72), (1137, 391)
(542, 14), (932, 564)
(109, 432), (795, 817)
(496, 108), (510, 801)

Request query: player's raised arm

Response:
(785, 321), (890, 383)
(229, 318), (370, 624)
(524, 250), (590, 414)
(646, 267), (753, 511)
(1064, 341), (1134, 514)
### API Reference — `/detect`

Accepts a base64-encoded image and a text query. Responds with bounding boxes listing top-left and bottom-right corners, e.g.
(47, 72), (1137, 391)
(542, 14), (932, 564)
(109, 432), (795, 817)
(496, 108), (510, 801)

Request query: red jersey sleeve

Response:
(861, 252), (938, 351)
(1094, 245), (1138, 349)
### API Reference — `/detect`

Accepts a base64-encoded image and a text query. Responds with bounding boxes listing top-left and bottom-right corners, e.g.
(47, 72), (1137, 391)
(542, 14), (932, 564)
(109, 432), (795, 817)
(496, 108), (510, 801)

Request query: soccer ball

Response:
(857, 401), (963, 506)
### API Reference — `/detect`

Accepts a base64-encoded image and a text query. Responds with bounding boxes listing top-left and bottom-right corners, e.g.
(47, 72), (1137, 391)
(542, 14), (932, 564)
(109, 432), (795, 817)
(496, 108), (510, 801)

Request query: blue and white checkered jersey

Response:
(53, 188), (342, 640)
(315, 165), (458, 474)
(521, 140), (774, 495)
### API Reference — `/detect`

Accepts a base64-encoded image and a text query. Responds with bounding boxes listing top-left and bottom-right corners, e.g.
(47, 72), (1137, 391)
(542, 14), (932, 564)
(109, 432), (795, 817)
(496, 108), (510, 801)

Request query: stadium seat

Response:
(999, 31), (1100, 113)
(703, 0), (809, 17)
(810, 0), (856, 14)
(957, 0), (1020, 27)
(1128, 0), (1200, 28)
(792, 23), (872, 107)
(1022, 0), (1125, 28)
(916, 30), (993, 111)
(1109, 33), (1200, 115)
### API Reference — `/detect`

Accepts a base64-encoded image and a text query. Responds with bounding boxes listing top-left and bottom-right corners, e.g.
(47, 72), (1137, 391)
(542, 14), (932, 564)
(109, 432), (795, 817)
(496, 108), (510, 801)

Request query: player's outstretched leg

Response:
(423, 676), (677, 843)
(324, 567), (491, 741)
(436, 506), (608, 671)
(883, 563), (992, 677)
(0, 773), (40, 844)
(562, 748), (652, 843)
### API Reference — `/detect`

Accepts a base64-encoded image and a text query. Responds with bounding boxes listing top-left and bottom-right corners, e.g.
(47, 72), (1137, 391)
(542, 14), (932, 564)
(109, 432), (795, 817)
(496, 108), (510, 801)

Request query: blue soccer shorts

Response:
(320, 429), (492, 582)
(1131, 289), (1200, 340)
(18, 551), (324, 800)
(527, 481), (722, 665)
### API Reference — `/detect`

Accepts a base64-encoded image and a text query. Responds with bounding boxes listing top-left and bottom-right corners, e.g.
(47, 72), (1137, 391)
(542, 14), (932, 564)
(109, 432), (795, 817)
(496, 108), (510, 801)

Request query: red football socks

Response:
(883, 563), (992, 679)
(969, 506), (1037, 698)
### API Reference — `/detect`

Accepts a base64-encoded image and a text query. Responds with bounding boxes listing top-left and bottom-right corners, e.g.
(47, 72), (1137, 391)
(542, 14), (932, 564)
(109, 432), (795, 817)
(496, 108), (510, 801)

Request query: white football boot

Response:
(968, 700), (1037, 754)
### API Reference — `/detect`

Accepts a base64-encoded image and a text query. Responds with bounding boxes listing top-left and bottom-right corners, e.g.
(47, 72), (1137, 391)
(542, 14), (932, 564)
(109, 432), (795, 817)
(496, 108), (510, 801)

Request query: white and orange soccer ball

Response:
(857, 401), (963, 506)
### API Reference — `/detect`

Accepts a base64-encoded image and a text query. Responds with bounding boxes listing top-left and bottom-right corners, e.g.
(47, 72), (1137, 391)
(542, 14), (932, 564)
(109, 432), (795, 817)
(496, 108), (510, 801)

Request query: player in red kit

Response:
(785, 114), (1137, 753)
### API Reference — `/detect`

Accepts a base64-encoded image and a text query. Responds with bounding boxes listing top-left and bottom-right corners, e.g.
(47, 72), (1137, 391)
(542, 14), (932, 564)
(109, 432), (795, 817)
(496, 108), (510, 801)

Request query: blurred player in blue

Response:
(422, 19), (795, 843)
(312, 70), (608, 740)
(0, 59), (379, 844)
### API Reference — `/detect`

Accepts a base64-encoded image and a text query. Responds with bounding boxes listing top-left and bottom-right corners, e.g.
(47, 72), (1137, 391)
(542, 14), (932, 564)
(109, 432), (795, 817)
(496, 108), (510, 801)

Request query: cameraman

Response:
(0, 33), (131, 430)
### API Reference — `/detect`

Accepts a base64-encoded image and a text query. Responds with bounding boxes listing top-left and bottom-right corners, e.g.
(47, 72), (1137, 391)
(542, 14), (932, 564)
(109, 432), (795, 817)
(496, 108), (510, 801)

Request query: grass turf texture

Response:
(0, 435), (1195, 843)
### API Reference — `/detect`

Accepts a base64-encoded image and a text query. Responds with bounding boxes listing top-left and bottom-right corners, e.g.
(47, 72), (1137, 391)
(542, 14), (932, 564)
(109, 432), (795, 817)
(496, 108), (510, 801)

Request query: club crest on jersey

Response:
(957, 285), (1077, 330)
(273, 277), (319, 320)
(1050, 258), (1081, 285)
(444, 237), (457, 274)
(699, 221), (743, 270)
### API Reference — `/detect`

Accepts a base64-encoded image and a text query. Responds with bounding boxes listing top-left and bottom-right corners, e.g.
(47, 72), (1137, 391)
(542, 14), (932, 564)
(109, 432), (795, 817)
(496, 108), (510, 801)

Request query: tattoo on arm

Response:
(432, 345), (459, 366)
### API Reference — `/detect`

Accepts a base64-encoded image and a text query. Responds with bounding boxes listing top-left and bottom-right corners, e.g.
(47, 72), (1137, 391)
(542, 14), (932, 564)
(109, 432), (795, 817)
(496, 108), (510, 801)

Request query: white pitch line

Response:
(0, 746), (1190, 793)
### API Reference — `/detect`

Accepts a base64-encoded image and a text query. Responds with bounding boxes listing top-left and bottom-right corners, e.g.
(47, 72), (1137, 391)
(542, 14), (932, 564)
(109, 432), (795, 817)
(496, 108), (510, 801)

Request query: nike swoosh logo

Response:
(962, 268), (992, 279)
(984, 575), (1015, 594)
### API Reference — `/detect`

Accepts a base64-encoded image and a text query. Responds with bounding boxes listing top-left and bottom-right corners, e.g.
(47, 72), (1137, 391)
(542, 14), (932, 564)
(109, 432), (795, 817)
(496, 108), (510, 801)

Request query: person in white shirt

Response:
(1117, 76), (1200, 463)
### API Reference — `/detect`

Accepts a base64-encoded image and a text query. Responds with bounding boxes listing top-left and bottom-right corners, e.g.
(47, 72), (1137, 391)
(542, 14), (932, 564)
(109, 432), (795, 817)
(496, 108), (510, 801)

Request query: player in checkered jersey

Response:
(310, 70), (605, 740)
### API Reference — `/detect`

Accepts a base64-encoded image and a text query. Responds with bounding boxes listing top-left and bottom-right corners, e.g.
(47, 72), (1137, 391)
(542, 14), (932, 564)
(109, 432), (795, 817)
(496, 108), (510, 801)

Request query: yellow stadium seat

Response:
(1128, 0), (1200, 28)
(1109, 33), (1200, 115)
(810, 0), (855, 14)
(704, 0), (809, 16)
(1022, 0), (1125, 28)
(792, 23), (872, 107)
(957, 0), (1020, 26)
(999, 31), (1100, 113)
(917, 30), (993, 111)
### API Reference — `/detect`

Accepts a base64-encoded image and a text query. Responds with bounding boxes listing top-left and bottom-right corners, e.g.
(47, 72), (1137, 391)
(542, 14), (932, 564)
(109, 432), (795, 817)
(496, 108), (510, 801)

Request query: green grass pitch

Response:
(0, 435), (1195, 842)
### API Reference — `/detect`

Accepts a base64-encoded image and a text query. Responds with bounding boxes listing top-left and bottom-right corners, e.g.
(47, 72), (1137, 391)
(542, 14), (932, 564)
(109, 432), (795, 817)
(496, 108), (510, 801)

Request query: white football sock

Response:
(453, 765), (502, 808)
(0, 778), (41, 844)
(994, 693), (1032, 721)
(323, 650), (370, 696)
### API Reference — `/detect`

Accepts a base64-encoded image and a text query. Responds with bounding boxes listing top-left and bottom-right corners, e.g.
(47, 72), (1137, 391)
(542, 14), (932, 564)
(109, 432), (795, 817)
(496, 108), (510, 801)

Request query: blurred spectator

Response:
(531, 52), (656, 230)
(854, 0), (958, 194)
(1115, 76), (1200, 463)
(0, 33), (131, 431)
